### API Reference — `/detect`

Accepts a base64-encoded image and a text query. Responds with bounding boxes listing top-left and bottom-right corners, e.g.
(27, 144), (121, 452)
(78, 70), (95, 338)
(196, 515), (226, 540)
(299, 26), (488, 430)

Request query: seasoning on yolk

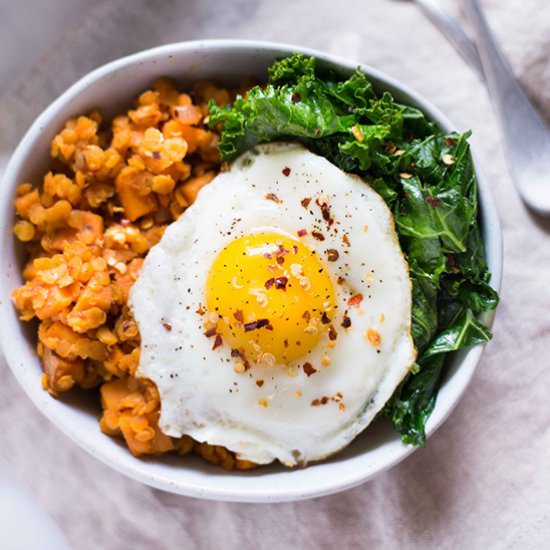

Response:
(205, 232), (335, 365)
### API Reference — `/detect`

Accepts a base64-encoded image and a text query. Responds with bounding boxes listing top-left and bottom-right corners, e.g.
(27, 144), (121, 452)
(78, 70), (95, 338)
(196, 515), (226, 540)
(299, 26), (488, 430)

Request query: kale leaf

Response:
(209, 53), (499, 446)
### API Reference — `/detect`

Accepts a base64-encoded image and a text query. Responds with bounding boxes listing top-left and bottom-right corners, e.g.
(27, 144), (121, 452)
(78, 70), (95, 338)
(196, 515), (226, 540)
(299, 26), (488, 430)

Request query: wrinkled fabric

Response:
(0, 0), (549, 548)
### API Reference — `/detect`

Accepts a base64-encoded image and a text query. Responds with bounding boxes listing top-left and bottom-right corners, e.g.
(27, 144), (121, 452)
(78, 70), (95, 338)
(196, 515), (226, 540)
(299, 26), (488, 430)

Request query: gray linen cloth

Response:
(0, 0), (549, 548)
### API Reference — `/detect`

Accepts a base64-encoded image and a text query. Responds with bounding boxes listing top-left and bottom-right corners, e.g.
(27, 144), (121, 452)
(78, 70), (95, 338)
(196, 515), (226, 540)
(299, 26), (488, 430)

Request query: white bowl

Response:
(0, 40), (502, 502)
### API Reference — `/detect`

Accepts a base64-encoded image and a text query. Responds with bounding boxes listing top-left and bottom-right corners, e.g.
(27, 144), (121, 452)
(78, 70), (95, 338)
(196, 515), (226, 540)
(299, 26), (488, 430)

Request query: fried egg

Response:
(130, 142), (415, 466)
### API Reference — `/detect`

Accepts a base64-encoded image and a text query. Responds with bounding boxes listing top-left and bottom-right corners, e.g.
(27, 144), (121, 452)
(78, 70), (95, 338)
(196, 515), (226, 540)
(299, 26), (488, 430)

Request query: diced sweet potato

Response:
(33, 255), (74, 286)
(41, 228), (77, 252)
(68, 210), (104, 244)
(100, 377), (133, 412)
(39, 321), (106, 361)
(66, 306), (107, 333)
(174, 105), (203, 125)
(42, 347), (99, 394)
(179, 171), (215, 204)
(115, 167), (158, 221)
(42, 347), (84, 394)
(73, 271), (112, 312)
(100, 378), (173, 456)
(36, 284), (80, 320)
(176, 125), (208, 154)
(12, 279), (80, 321)
(119, 412), (175, 456)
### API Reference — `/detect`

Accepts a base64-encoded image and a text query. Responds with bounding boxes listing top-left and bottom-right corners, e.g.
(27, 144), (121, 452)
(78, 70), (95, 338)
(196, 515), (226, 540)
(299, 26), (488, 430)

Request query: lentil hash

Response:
(12, 78), (256, 471)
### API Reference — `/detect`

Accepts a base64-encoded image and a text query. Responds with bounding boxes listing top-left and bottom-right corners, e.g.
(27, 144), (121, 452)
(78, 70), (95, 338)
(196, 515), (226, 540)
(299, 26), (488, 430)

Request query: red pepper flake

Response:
(152, 151), (161, 159)
(316, 198), (334, 226)
(302, 310), (311, 321)
(291, 93), (301, 103)
(204, 328), (217, 338)
(342, 234), (350, 245)
(303, 362), (317, 377)
(265, 278), (275, 290)
(265, 192), (282, 203)
(301, 197), (311, 208)
(426, 196), (441, 208)
(321, 312), (330, 324)
(273, 244), (289, 258)
(341, 315), (352, 329)
(326, 249), (339, 262)
(328, 325), (338, 341)
(256, 379), (264, 388)
(292, 245), (298, 254)
(321, 205), (332, 224)
(312, 231), (325, 241)
(283, 339), (289, 348)
(275, 276), (288, 290)
(282, 166), (291, 176)
(310, 397), (329, 406)
(444, 137), (457, 147)
(162, 321), (172, 332)
(233, 310), (244, 322)
(348, 293), (363, 307)
(212, 334), (223, 350)
(266, 245), (289, 263)
(337, 276), (346, 285)
(244, 318), (271, 332)
(297, 229), (307, 237)
(196, 304), (205, 315)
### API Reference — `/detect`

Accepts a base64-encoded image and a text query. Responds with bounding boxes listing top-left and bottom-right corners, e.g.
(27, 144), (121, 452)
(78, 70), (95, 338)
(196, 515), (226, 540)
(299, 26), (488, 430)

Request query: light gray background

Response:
(0, 0), (549, 548)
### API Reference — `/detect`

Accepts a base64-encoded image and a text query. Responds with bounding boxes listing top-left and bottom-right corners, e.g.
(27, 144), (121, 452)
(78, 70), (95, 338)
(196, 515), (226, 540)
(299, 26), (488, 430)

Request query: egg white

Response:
(130, 142), (415, 466)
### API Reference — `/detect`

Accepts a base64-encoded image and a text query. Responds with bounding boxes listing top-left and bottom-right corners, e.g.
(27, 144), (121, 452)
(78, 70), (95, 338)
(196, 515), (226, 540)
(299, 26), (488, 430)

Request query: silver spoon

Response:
(415, 0), (550, 215)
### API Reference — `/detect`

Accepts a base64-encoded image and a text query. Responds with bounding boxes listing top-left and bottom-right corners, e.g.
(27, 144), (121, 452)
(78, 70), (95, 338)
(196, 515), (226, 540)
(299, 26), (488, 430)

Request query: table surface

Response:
(1, 0), (549, 548)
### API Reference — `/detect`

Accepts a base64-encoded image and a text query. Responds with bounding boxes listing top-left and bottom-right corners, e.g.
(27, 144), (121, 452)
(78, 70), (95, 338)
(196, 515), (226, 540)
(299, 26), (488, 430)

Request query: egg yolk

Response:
(205, 232), (335, 365)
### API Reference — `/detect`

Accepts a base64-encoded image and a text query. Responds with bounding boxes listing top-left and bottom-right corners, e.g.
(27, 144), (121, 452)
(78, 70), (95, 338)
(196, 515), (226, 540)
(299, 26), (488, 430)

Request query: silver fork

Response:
(415, 0), (485, 80)
(415, 0), (550, 215)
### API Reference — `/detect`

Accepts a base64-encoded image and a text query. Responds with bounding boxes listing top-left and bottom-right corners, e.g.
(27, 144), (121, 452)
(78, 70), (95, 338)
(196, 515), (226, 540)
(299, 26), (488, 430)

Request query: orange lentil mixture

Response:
(12, 78), (256, 470)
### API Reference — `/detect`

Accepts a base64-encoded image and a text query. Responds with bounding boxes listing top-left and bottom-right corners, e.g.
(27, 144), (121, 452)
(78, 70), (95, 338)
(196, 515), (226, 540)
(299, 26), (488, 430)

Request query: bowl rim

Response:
(0, 39), (503, 502)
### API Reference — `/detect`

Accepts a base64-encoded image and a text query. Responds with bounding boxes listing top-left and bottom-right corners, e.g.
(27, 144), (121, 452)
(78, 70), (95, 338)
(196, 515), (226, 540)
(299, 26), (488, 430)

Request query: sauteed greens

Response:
(209, 54), (498, 445)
